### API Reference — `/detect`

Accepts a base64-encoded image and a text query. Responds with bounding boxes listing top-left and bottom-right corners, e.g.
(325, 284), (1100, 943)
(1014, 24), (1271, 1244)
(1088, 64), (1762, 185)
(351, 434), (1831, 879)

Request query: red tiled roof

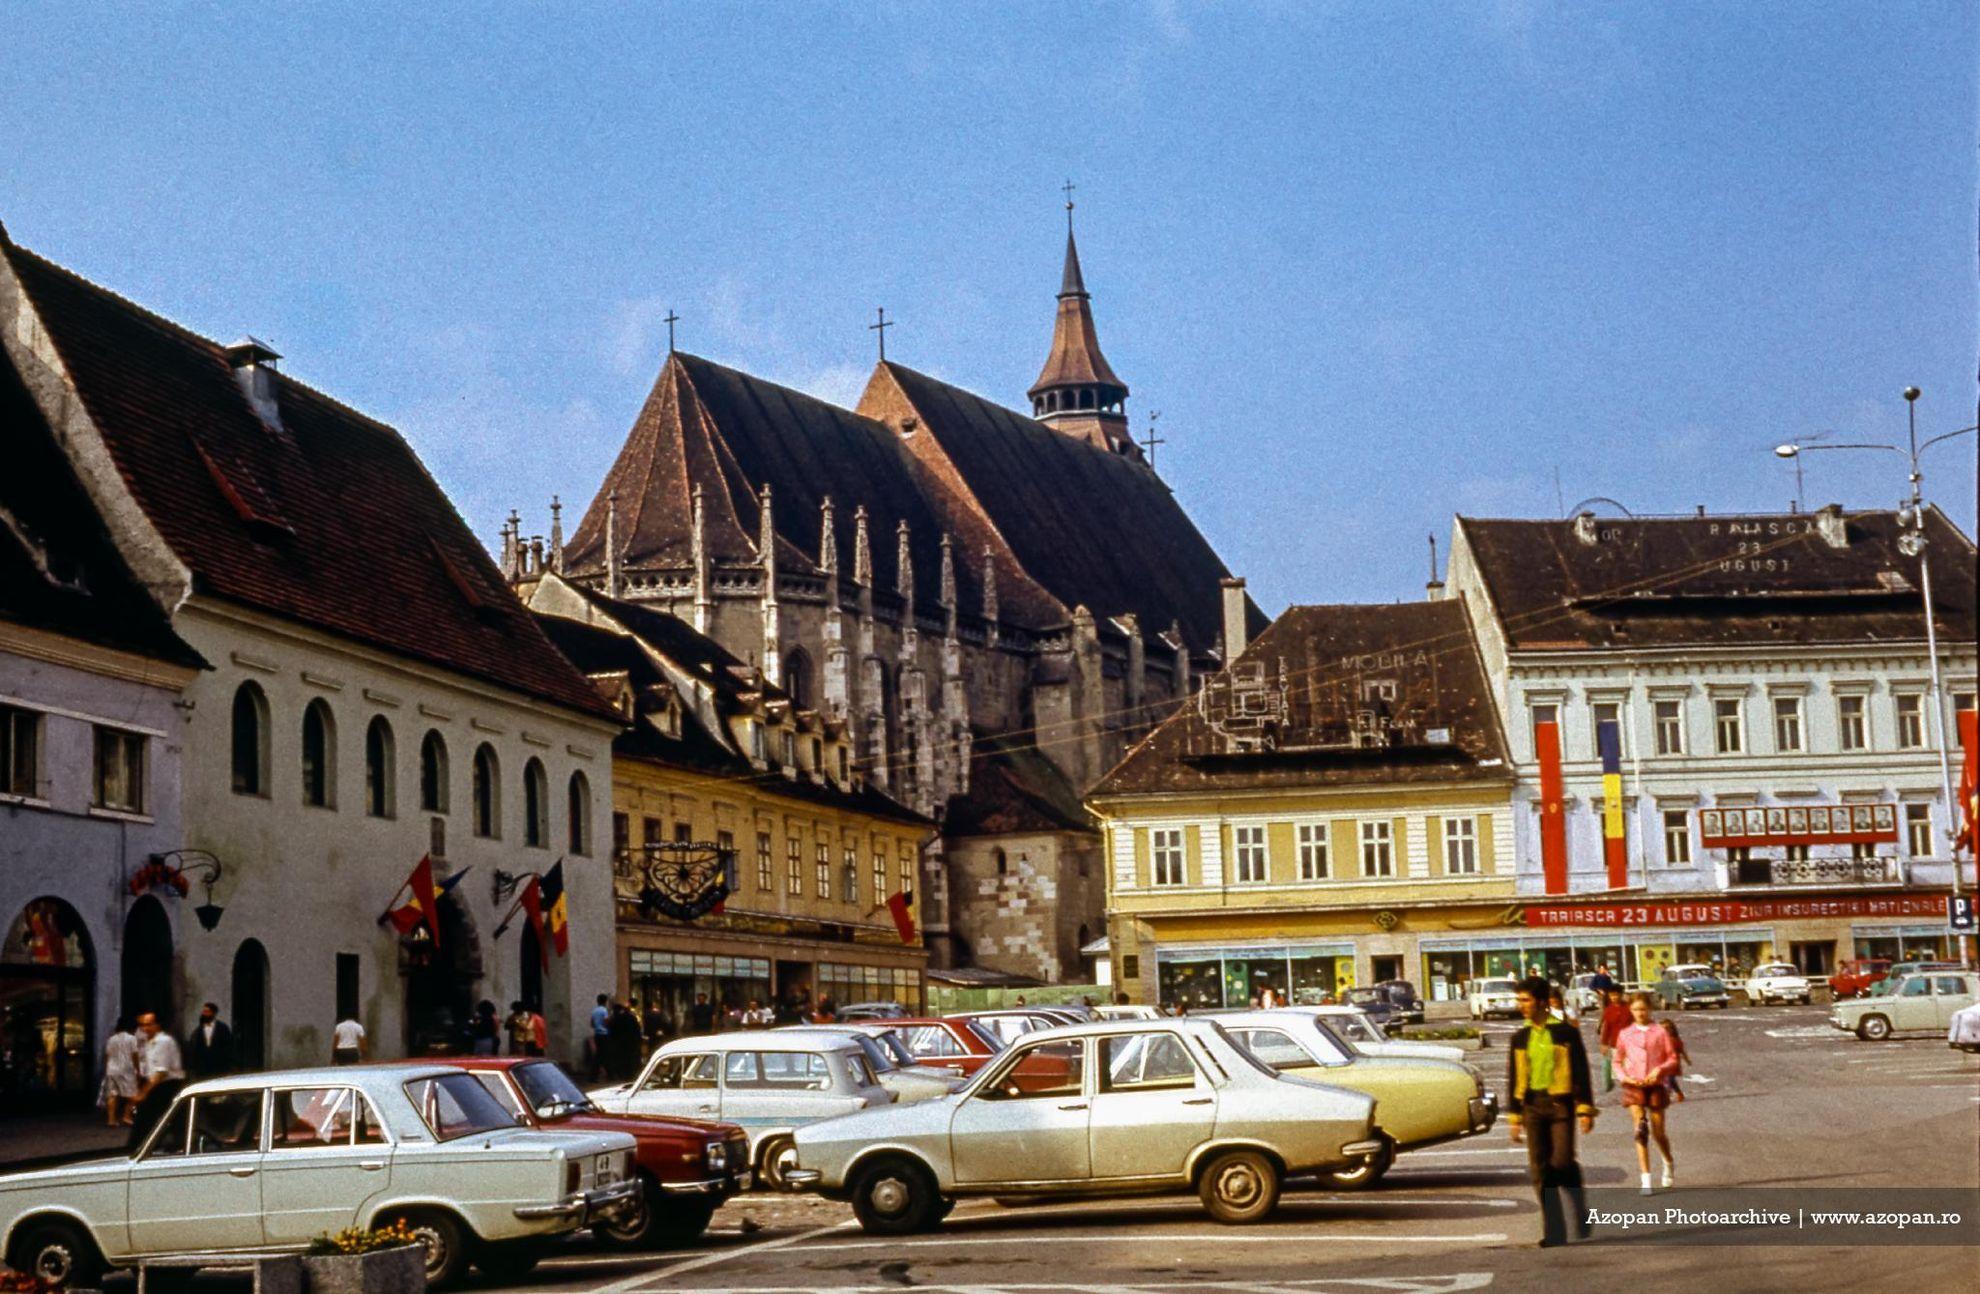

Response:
(1, 237), (616, 721)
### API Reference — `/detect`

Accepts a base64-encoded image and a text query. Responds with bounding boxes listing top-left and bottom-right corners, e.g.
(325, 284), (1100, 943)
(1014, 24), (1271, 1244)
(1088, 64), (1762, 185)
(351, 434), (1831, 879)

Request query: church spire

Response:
(1028, 188), (1136, 458)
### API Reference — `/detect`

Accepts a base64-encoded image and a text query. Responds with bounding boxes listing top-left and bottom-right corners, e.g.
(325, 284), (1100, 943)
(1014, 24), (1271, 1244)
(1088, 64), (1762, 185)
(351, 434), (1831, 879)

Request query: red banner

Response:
(1525, 893), (1945, 929)
(1535, 720), (1568, 895)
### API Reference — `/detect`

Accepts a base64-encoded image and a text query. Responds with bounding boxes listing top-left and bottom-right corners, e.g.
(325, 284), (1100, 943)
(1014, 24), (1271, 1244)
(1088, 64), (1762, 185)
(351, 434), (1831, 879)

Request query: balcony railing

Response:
(1730, 856), (1901, 887)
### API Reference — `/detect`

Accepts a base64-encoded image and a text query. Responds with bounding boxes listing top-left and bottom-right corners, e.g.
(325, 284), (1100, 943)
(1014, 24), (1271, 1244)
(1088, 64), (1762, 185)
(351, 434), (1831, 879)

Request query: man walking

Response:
(687, 992), (716, 1035)
(1506, 975), (1596, 1247)
(128, 1012), (185, 1150)
(185, 1002), (234, 1079)
(589, 993), (611, 1079)
(331, 1013), (367, 1065)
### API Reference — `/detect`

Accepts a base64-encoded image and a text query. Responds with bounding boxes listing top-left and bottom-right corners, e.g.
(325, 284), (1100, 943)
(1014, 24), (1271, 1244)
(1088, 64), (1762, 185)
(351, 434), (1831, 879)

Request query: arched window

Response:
(472, 744), (500, 838)
(301, 699), (336, 808)
(784, 649), (813, 709)
(567, 771), (591, 855)
(523, 757), (549, 848)
(419, 731), (448, 813)
(364, 717), (395, 818)
(994, 846), (1008, 877)
(230, 681), (269, 797)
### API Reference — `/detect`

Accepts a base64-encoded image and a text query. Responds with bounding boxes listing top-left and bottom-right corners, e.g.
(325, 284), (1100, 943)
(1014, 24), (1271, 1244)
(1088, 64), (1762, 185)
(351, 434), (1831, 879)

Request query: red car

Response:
(1831, 958), (1893, 999)
(876, 1017), (1004, 1077)
(432, 1056), (750, 1248)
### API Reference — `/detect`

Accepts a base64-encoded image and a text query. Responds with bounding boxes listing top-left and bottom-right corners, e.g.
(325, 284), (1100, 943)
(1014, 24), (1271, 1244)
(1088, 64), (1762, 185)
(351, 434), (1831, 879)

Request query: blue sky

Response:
(4, 2), (1974, 612)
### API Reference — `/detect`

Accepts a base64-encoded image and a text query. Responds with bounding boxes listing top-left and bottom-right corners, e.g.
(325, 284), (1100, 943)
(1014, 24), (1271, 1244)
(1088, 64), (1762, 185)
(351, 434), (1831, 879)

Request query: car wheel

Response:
(593, 1172), (660, 1249)
(1198, 1149), (1282, 1225)
(397, 1210), (472, 1288)
(850, 1156), (941, 1235)
(1321, 1135), (1394, 1190)
(474, 1240), (542, 1282)
(9, 1218), (105, 1290)
(758, 1136), (800, 1191)
(1857, 1015), (1893, 1042)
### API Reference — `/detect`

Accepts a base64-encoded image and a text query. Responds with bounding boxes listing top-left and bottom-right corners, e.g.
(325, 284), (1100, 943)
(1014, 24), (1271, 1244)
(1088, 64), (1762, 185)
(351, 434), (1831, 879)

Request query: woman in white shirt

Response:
(331, 1016), (367, 1065)
(101, 1017), (141, 1126)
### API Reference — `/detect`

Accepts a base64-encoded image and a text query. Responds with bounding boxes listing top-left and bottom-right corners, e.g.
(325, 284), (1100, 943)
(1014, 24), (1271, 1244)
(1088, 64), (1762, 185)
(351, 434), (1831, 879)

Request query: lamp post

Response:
(1776, 391), (1978, 967)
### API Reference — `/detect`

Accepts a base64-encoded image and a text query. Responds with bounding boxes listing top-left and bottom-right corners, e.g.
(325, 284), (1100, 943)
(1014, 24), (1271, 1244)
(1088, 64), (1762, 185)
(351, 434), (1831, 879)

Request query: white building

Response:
(2, 227), (623, 1068)
(1444, 507), (1977, 984)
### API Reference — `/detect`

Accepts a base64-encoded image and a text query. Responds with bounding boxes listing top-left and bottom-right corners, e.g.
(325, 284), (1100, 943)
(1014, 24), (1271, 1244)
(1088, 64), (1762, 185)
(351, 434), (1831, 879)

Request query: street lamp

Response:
(1776, 390), (1978, 967)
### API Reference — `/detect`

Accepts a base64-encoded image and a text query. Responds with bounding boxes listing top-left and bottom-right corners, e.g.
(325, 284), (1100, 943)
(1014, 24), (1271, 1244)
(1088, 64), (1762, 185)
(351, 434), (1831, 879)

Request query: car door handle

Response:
(1058, 1102), (1088, 1111)
(228, 1166), (256, 1178)
(695, 1105), (716, 1113)
(1182, 1097), (1214, 1106)
(359, 1161), (386, 1172)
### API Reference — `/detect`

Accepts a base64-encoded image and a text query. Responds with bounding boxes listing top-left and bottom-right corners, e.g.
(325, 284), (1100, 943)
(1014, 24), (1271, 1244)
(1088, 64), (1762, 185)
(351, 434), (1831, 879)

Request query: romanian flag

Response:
(1535, 720), (1568, 895)
(1597, 718), (1628, 889)
(885, 890), (917, 946)
(541, 861), (570, 957)
(383, 855), (443, 945)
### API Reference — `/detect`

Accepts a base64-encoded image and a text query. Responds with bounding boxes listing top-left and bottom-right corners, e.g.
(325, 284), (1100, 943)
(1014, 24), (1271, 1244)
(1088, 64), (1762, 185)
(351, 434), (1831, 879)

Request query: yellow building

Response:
(528, 575), (931, 1019)
(1089, 602), (1521, 1007)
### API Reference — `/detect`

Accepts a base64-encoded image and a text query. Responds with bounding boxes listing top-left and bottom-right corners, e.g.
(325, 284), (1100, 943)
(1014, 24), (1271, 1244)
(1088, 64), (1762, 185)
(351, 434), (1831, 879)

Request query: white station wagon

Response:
(0, 1065), (638, 1289)
(787, 1018), (1381, 1232)
(591, 1030), (893, 1190)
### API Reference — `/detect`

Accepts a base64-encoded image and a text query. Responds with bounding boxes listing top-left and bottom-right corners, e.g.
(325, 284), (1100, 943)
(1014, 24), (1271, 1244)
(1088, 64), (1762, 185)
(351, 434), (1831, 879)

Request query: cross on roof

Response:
(1140, 411), (1166, 468)
(869, 306), (893, 361)
(664, 310), (680, 353)
(1063, 179), (1077, 230)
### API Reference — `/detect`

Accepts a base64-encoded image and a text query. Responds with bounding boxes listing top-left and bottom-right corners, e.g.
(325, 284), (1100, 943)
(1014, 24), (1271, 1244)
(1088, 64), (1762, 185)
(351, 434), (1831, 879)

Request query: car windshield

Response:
(868, 1030), (918, 1067)
(960, 1020), (1005, 1051)
(406, 1072), (520, 1141)
(512, 1061), (596, 1117)
(1478, 979), (1517, 993)
(1756, 965), (1796, 976)
(848, 1033), (898, 1073)
(1327, 1013), (1382, 1045)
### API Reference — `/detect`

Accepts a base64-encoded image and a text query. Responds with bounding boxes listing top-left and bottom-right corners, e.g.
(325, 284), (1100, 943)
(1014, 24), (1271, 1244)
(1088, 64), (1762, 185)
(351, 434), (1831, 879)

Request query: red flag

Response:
(885, 890), (917, 945)
(1957, 708), (1977, 867)
(1535, 720), (1568, 896)
(384, 855), (442, 946)
(518, 876), (549, 971)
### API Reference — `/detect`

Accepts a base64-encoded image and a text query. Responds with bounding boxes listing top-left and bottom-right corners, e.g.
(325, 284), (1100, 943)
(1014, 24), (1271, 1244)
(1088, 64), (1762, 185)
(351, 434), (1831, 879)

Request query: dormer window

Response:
(749, 722), (765, 762)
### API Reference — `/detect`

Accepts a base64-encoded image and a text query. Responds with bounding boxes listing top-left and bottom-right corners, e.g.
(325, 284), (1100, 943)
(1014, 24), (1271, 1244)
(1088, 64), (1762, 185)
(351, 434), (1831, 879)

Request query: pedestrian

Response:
(1589, 963), (1616, 996)
(127, 1012), (185, 1151)
(607, 1001), (642, 1079)
(1506, 976), (1595, 1248)
(331, 1012), (367, 1065)
(1662, 1015), (1691, 1102)
(642, 1000), (669, 1052)
(505, 1001), (534, 1056)
(589, 993), (611, 1078)
(814, 994), (837, 1024)
(469, 1000), (500, 1056)
(688, 992), (716, 1035)
(1614, 993), (1680, 1194)
(1597, 987), (1631, 1091)
(101, 1016), (141, 1127)
(1013, 994), (1027, 1008)
(528, 1007), (548, 1057)
(1548, 985), (1578, 1025)
(185, 1001), (235, 1079)
(742, 998), (773, 1027)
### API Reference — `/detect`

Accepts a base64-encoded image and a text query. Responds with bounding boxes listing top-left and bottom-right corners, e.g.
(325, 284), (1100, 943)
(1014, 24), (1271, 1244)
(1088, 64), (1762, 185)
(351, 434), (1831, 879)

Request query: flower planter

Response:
(301, 1245), (424, 1294)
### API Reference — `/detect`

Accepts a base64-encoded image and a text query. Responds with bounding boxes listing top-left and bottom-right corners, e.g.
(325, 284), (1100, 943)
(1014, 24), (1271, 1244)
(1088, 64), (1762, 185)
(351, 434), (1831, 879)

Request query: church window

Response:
(523, 757), (548, 848)
(301, 699), (336, 809)
(364, 717), (394, 819)
(567, 772), (591, 854)
(472, 744), (500, 837)
(231, 682), (270, 797)
(419, 730), (448, 813)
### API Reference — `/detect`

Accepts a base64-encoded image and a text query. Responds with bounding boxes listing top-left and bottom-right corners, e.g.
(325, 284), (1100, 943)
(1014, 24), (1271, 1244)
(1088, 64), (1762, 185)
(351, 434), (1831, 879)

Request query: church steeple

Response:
(1028, 189), (1136, 458)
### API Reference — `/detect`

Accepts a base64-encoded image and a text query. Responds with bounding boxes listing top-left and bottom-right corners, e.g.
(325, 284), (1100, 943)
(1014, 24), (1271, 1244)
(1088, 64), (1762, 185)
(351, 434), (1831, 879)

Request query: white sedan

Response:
(0, 1065), (637, 1289)
(1744, 962), (1812, 1005)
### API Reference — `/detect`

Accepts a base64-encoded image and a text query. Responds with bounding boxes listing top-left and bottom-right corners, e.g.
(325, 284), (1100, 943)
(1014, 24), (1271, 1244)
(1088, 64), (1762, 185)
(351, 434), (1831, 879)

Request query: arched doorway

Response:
(231, 939), (270, 1071)
(2, 898), (94, 1104)
(401, 894), (482, 1055)
(520, 923), (543, 1013)
(121, 896), (174, 1028)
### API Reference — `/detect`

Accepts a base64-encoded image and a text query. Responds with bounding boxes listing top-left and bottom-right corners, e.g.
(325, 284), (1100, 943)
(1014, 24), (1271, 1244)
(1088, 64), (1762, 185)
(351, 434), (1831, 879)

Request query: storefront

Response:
(1850, 925), (1954, 962)
(619, 908), (927, 1025)
(1, 899), (94, 1105)
(1155, 942), (1358, 1009)
(1420, 929), (1780, 998)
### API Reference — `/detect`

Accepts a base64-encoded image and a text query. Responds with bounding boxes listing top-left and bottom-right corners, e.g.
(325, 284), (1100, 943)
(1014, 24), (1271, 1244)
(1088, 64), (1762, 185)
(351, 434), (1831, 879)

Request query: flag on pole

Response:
(884, 890), (917, 945)
(1535, 720), (1568, 895)
(1597, 719), (1628, 889)
(1957, 708), (1977, 865)
(540, 860), (570, 957)
(494, 874), (550, 971)
(382, 855), (443, 945)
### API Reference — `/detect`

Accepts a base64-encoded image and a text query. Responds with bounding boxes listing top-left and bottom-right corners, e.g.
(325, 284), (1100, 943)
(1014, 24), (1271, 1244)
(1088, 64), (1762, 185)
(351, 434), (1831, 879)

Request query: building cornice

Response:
(0, 620), (200, 692)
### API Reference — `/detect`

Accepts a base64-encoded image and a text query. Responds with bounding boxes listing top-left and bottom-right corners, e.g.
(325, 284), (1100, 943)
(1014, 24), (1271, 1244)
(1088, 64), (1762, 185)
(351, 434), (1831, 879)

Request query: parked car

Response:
(1743, 962), (1813, 1006)
(1467, 978), (1522, 1020)
(591, 1030), (893, 1190)
(1567, 973), (1604, 1013)
(1656, 965), (1730, 1010)
(1866, 961), (1962, 997)
(1252, 1006), (1467, 1064)
(0, 1065), (637, 1289)
(1831, 972), (1979, 1041)
(802, 1025), (967, 1103)
(1830, 958), (1893, 999)
(435, 1056), (747, 1249)
(944, 1009), (1072, 1047)
(1093, 1004), (1163, 1021)
(786, 1018), (1383, 1231)
(834, 1002), (909, 1022)
(865, 1018), (1003, 1078)
(1948, 1001), (1980, 1054)
(1370, 981), (1425, 1025)
(1217, 1010), (1496, 1188)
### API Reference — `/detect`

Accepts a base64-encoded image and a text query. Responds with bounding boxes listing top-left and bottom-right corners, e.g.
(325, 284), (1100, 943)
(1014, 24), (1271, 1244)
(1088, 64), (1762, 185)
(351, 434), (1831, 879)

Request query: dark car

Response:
(1342, 987), (1400, 1032)
(1372, 980), (1425, 1025)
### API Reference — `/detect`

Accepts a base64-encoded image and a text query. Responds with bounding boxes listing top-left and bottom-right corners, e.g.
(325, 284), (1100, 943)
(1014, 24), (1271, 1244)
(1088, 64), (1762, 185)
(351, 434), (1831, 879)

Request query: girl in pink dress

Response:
(1614, 994), (1681, 1194)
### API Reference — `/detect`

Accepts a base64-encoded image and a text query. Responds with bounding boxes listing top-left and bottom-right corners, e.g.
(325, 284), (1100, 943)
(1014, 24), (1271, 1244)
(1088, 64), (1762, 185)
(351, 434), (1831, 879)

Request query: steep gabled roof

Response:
(0, 235), (614, 721)
(1029, 227), (1126, 396)
(1090, 601), (1511, 799)
(864, 361), (1262, 648)
(1457, 512), (1977, 651)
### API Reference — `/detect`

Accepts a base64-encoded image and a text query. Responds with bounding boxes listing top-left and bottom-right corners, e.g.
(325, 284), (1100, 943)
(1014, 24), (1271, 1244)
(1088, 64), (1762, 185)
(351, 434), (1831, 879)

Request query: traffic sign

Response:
(1951, 895), (1977, 935)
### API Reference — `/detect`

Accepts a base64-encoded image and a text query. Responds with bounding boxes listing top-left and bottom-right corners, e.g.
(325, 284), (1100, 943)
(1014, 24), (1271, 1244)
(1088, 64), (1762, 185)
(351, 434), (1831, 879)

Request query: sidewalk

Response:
(0, 1110), (130, 1172)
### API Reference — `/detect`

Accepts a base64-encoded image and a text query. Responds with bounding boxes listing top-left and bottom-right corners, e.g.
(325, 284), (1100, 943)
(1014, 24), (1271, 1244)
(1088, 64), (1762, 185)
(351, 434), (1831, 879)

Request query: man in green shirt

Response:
(1505, 975), (1596, 1246)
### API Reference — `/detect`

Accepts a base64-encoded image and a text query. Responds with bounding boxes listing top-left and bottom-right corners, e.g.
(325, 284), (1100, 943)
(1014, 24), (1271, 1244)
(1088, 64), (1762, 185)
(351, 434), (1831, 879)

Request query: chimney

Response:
(1220, 577), (1248, 663)
(1814, 503), (1849, 549)
(224, 337), (283, 432)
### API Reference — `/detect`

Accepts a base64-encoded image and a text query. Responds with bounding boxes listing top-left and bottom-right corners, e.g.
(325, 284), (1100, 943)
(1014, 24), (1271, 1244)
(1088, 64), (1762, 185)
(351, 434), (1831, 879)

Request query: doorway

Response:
(1371, 955), (1404, 984)
(231, 939), (270, 1070)
(402, 894), (482, 1055)
(519, 923), (543, 1012)
(121, 896), (174, 1027)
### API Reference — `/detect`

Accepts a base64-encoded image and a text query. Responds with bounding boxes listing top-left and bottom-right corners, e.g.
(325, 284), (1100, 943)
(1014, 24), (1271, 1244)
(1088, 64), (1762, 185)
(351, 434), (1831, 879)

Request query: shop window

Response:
(419, 730), (448, 813)
(1, 704), (40, 797)
(301, 699), (336, 808)
(1663, 810), (1692, 865)
(1772, 696), (1803, 753)
(1232, 825), (1267, 884)
(364, 718), (395, 819)
(1713, 699), (1743, 755)
(1359, 821), (1393, 878)
(1297, 823), (1328, 880)
(231, 681), (270, 797)
(1904, 803), (1933, 857)
(1837, 694), (1868, 751)
(92, 726), (147, 814)
(1653, 700), (1685, 756)
(1151, 828), (1185, 886)
(1895, 694), (1925, 749)
(756, 831), (773, 891)
(1443, 817), (1478, 874)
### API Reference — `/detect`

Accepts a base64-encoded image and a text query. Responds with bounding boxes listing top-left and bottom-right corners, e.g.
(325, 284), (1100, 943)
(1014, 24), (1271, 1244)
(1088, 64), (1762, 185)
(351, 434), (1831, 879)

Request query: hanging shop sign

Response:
(1699, 804), (1896, 850)
(1525, 893), (1944, 929)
